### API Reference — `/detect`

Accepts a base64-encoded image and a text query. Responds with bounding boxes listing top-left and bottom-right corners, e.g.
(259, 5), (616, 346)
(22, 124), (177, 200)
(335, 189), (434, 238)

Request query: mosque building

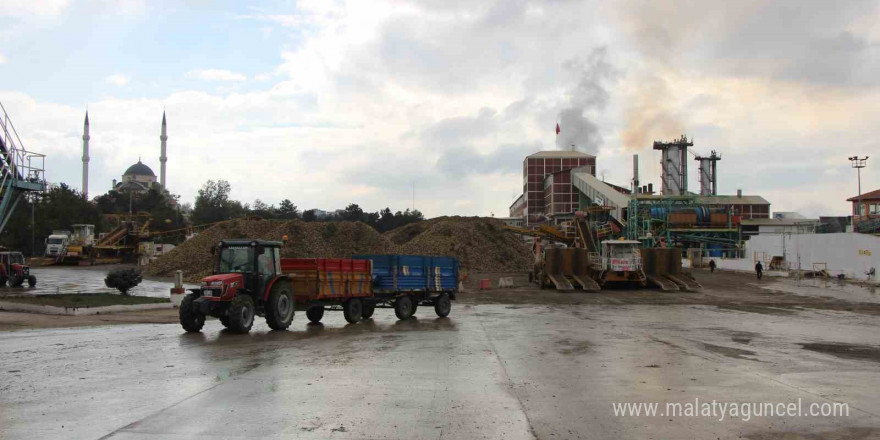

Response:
(81, 111), (170, 198)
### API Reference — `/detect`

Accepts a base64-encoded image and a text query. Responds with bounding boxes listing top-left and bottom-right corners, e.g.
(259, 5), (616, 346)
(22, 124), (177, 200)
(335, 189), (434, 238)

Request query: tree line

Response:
(192, 180), (424, 232)
(0, 179), (424, 256)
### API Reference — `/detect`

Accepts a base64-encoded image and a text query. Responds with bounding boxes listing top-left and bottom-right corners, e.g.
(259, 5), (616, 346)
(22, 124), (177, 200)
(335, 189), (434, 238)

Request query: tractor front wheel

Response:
(227, 295), (255, 333)
(179, 294), (205, 333)
(27, 275), (36, 287)
(265, 282), (294, 331)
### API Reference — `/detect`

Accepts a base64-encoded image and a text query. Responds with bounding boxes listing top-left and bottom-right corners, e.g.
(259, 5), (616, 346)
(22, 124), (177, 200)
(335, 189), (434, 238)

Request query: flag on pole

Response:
(555, 122), (560, 135)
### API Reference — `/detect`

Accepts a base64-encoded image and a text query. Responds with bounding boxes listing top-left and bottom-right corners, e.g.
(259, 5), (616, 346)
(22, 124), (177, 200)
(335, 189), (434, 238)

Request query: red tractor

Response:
(179, 240), (293, 333)
(0, 252), (36, 287)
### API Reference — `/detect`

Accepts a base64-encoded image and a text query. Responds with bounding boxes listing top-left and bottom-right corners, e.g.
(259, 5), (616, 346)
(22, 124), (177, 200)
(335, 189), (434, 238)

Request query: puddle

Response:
(702, 343), (758, 360)
(729, 330), (759, 345)
(555, 338), (590, 355)
(800, 342), (880, 363)
(746, 427), (880, 440)
(717, 304), (797, 316)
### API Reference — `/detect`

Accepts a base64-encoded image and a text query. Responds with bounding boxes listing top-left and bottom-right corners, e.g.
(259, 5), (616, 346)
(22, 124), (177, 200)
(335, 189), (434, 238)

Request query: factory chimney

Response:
(82, 111), (90, 199)
(653, 135), (692, 196)
(632, 154), (639, 193)
(159, 111), (167, 189)
(695, 150), (721, 195)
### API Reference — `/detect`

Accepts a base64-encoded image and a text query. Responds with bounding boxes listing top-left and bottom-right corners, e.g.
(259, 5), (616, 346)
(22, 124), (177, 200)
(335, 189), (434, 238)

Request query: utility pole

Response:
(848, 156), (868, 231)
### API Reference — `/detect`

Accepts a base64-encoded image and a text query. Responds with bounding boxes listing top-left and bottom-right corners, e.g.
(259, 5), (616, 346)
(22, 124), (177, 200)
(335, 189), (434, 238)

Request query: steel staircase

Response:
(0, 101), (47, 235)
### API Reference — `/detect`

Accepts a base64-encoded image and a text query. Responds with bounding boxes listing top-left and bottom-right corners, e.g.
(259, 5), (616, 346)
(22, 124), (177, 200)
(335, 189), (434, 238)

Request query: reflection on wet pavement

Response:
(0, 266), (196, 298)
(1, 301), (879, 439)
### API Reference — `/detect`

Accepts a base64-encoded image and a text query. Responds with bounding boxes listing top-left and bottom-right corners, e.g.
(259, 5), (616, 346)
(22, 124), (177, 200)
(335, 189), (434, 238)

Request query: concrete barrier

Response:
(498, 277), (514, 288)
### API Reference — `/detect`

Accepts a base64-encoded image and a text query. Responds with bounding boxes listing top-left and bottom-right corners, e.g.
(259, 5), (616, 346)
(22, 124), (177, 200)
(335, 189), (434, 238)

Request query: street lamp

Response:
(849, 156), (868, 230)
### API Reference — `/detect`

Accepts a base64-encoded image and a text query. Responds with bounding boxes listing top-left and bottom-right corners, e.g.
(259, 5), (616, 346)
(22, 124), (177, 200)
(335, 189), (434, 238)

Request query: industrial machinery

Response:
(180, 240), (459, 334)
(0, 102), (47, 237)
(593, 240), (647, 287)
(0, 251), (36, 287)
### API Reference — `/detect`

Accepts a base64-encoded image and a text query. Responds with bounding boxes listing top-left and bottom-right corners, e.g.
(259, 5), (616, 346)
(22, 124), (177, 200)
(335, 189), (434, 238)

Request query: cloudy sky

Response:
(1, 0), (877, 218)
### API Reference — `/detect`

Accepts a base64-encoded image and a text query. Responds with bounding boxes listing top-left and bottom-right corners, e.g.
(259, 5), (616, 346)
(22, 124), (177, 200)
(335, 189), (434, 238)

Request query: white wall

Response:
(745, 233), (880, 279)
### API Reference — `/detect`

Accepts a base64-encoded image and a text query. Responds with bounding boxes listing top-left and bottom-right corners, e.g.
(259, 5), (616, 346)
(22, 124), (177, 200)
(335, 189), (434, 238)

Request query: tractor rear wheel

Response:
(342, 298), (363, 323)
(179, 293), (205, 333)
(27, 275), (36, 287)
(265, 281), (294, 331)
(228, 295), (255, 333)
(434, 293), (451, 317)
(394, 295), (415, 320)
(306, 307), (324, 323)
(9, 275), (22, 288)
(0, 276), (7, 287)
(361, 301), (375, 319)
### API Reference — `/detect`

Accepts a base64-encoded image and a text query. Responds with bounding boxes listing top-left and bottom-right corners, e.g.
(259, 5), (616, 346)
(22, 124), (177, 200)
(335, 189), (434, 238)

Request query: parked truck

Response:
(179, 239), (458, 333)
(44, 230), (70, 257)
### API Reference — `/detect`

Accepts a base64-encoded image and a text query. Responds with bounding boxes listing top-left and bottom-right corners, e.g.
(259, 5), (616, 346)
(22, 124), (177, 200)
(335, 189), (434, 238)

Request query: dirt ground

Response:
(0, 309), (180, 331)
(460, 270), (880, 316)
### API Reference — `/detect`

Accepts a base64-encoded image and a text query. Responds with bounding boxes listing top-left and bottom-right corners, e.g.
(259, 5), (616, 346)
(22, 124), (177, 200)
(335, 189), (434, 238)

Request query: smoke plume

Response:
(555, 47), (616, 155)
(619, 74), (684, 151)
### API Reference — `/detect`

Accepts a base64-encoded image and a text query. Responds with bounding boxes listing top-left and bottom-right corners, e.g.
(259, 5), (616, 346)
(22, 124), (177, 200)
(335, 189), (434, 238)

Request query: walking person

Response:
(708, 259), (716, 273)
(755, 261), (763, 280)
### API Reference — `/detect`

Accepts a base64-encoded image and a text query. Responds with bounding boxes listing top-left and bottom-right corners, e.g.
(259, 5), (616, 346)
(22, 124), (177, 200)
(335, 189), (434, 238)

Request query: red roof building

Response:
(846, 189), (880, 217)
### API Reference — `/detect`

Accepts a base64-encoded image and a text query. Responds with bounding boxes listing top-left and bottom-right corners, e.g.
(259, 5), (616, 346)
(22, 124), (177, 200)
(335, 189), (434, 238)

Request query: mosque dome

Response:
(123, 161), (156, 177)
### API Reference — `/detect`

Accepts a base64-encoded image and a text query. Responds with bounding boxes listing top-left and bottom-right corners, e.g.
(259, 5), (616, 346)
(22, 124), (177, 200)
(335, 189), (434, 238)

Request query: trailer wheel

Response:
(265, 281), (294, 331)
(394, 295), (414, 320)
(343, 298), (363, 323)
(27, 276), (36, 287)
(228, 295), (255, 333)
(361, 302), (375, 319)
(410, 296), (419, 315)
(306, 307), (324, 323)
(434, 293), (451, 317)
(179, 293), (205, 333)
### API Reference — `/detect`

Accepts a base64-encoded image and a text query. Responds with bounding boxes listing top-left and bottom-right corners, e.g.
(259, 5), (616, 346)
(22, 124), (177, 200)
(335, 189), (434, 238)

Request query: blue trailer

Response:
(352, 254), (458, 320)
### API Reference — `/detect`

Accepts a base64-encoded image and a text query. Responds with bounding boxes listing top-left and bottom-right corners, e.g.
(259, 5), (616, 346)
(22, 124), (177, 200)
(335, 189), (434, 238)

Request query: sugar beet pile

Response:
(145, 217), (531, 282)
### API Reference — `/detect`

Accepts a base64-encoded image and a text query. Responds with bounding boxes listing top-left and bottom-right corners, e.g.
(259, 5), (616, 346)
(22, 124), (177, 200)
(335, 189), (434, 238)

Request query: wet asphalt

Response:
(1, 296), (879, 439)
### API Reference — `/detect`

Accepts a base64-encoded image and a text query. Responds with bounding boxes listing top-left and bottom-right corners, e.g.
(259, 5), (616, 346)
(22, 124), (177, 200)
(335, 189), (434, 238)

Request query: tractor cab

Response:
(210, 239), (282, 297)
(183, 239), (294, 334)
(0, 251), (36, 287)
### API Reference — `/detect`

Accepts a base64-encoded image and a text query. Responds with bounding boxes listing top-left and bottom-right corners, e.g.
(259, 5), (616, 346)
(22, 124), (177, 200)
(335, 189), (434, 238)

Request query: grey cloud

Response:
(616, 0), (880, 87)
(436, 143), (541, 177)
(420, 107), (497, 146)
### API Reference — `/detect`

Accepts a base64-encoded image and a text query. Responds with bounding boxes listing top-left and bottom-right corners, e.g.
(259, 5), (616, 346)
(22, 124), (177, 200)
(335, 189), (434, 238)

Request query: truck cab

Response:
(179, 239), (293, 334)
(45, 233), (69, 257)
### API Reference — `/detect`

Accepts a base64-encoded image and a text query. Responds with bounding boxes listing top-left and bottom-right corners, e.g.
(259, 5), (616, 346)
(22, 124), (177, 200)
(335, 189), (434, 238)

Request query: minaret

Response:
(159, 111), (167, 189)
(82, 111), (90, 199)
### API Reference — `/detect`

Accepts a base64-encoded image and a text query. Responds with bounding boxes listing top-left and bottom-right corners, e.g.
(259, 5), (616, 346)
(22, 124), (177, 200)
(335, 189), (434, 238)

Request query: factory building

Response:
(509, 150), (596, 226)
(509, 135), (775, 256)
